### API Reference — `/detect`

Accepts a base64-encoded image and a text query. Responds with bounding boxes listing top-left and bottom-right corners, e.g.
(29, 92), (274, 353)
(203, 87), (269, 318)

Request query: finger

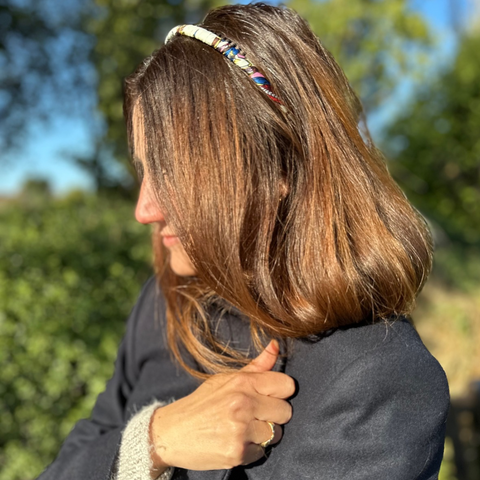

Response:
(249, 371), (296, 399)
(241, 443), (266, 466)
(246, 419), (283, 446)
(241, 340), (279, 374)
(252, 395), (293, 425)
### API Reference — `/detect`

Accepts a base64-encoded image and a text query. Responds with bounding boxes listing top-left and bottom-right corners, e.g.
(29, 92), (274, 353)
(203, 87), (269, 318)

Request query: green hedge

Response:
(0, 190), (152, 479)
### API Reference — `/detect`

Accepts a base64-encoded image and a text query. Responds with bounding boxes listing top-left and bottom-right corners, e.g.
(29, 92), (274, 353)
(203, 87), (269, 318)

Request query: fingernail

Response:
(269, 339), (279, 352)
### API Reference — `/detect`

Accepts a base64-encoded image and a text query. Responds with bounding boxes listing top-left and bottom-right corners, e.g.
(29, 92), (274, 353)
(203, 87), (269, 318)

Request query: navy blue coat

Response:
(38, 276), (449, 479)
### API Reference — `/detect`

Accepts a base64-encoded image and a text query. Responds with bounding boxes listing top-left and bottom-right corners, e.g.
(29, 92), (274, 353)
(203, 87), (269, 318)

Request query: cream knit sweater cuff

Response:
(116, 400), (174, 480)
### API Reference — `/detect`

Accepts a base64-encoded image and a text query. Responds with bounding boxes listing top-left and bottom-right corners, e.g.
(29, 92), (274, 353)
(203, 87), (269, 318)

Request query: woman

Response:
(38, 3), (449, 479)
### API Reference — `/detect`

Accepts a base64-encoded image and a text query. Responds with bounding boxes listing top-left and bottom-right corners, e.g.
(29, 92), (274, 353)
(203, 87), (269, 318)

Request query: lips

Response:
(161, 233), (180, 247)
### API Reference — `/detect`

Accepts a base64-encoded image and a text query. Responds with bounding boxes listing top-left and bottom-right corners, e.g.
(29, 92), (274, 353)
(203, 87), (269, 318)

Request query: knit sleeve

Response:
(116, 400), (174, 480)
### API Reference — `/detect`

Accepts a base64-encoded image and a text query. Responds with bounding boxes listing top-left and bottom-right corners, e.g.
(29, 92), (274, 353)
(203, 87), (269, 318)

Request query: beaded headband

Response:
(165, 24), (285, 110)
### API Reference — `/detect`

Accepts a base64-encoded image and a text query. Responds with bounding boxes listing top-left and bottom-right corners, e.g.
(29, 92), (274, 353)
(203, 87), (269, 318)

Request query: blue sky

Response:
(0, 0), (471, 196)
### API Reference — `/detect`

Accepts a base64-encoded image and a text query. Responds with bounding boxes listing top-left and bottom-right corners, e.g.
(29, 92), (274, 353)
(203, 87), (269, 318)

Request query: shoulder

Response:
(316, 319), (450, 421)
(279, 318), (449, 479)
(287, 317), (448, 393)
(278, 320), (449, 479)
(287, 318), (450, 413)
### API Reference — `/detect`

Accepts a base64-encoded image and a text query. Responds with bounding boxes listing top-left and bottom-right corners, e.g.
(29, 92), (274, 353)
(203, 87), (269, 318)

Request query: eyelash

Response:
(134, 161), (145, 183)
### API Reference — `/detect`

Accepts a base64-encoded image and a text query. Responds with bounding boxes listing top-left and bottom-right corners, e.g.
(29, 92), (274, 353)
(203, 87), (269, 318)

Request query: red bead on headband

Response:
(165, 24), (286, 111)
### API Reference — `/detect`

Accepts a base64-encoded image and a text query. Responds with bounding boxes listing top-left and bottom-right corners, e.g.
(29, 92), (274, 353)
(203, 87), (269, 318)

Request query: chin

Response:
(170, 254), (197, 277)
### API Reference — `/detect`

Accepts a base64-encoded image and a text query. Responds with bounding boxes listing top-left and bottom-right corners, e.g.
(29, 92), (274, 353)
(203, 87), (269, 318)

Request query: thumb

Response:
(241, 340), (279, 373)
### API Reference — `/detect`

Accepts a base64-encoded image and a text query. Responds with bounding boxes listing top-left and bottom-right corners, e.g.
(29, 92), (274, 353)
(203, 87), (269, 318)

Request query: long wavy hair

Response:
(124, 3), (433, 379)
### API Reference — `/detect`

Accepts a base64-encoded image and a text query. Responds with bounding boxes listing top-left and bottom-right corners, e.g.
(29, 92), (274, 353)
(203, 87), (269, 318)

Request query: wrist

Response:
(149, 406), (173, 471)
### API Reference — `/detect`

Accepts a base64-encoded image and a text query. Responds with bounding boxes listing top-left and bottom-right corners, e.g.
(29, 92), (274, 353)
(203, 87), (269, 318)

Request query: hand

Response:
(149, 340), (295, 472)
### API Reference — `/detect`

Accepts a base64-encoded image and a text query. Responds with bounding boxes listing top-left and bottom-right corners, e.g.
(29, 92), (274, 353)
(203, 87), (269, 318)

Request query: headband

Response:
(165, 24), (286, 110)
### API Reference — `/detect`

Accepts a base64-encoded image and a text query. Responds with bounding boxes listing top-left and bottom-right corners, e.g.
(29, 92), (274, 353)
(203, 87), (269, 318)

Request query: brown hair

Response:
(124, 3), (433, 379)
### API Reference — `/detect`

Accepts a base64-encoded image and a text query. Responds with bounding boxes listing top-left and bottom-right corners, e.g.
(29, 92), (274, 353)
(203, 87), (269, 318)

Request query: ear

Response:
(279, 176), (290, 201)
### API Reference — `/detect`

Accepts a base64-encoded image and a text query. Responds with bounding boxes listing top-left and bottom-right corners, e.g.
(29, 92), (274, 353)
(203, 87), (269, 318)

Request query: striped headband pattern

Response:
(165, 24), (286, 110)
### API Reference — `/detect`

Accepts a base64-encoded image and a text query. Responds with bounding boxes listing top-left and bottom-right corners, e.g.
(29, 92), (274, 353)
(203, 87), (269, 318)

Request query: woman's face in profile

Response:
(133, 109), (197, 277)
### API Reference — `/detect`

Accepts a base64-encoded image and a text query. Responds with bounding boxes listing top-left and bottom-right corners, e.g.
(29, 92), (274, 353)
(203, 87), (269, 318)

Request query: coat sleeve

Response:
(262, 342), (450, 480)
(37, 277), (157, 480)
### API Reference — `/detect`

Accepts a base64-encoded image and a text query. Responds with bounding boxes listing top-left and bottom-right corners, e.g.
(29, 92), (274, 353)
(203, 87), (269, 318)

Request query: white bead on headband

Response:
(165, 24), (286, 110)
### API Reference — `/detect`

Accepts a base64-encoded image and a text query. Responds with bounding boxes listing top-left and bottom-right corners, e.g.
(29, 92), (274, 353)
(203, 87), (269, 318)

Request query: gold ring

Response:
(259, 421), (275, 449)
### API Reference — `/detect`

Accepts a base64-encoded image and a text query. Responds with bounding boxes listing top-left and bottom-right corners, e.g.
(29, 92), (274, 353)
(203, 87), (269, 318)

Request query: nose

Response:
(135, 181), (165, 224)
